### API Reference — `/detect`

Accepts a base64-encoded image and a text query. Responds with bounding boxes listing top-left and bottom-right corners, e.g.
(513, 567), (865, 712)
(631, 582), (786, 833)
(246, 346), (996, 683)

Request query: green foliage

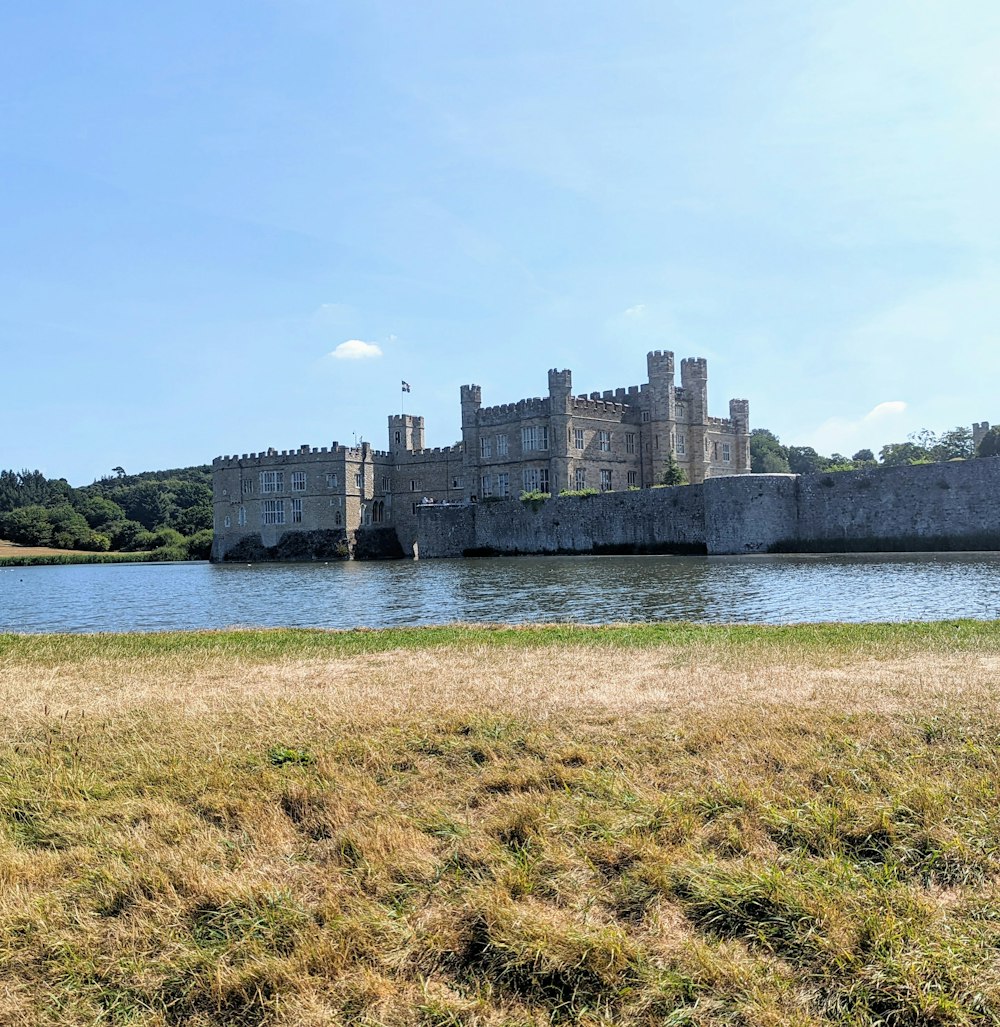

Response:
(661, 454), (687, 486)
(787, 445), (829, 474)
(0, 464), (213, 559)
(879, 441), (929, 466)
(852, 448), (875, 463)
(558, 487), (600, 497)
(749, 430), (790, 473)
(185, 528), (214, 560)
(519, 490), (551, 501)
(267, 745), (315, 767)
(977, 425), (1000, 459)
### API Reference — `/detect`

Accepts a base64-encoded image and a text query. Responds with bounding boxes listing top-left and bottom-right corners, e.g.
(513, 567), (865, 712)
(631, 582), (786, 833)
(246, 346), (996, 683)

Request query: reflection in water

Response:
(1, 552), (999, 634)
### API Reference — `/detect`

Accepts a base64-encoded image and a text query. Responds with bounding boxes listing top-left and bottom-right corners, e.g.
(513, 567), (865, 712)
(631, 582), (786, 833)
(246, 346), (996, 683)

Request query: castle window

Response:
(355, 472), (364, 489)
(452, 477), (463, 489)
(412, 503), (418, 514)
(326, 472), (339, 488)
(291, 471), (306, 492)
(575, 467), (586, 490)
(722, 442), (731, 463)
(600, 469), (612, 492)
(712, 442), (718, 460)
(521, 425), (549, 452)
(677, 435), (686, 456)
(497, 472), (510, 497)
(260, 470), (283, 493)
(496, 433), (509, 456)
(382, 475), (391, 492)
(335, 510), (342, 525)
(395, 430), (401, 445)
(372, 501), (384, 523)
(522, 467), (549, 492)
(642, 411), (650, 422)
(627, 471), (637, 487)
(598, 430), (611, 452)
(480, 436), (492, 459)
(261, 499), (285, 525)
(238, 507), (246, 527)
(241, 478), (253, 495)
(410, 480), (417, 491)
(625, 433), (636, 454)
(291, 498), (303, 523)
(481, 474), (493, 497)
(574, 428), (585, 450)
(223, 515), (231, 528)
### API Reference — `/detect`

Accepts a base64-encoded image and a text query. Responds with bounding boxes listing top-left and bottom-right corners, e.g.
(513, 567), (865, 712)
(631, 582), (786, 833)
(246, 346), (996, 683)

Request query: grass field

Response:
(0, 539), (98, 559)
(2, 623), (999, 1025)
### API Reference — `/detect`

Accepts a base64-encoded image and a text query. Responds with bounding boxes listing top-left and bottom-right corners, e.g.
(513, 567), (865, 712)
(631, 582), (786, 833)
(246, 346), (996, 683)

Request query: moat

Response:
(3, 552), (999, 634)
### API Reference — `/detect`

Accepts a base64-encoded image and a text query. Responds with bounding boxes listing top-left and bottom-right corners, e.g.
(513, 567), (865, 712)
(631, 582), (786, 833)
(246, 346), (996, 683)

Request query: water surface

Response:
(2, 552), (999, 634)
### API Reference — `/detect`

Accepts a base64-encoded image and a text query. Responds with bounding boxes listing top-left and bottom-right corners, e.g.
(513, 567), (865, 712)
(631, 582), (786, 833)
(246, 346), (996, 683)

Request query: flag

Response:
(401, 380), (411, 392)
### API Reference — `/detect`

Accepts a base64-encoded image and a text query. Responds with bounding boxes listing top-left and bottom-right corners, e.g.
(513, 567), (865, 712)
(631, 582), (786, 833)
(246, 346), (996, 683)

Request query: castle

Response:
(211, 351), (751, 560)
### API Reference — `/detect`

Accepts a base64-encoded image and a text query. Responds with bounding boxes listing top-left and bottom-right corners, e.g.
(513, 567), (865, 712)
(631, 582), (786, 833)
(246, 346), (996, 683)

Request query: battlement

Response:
(394, 443), (464, 462)
(647, 350), (675, 378)
(548, 368), (573, 394)
(973, 421), (991, 447)
(461, 384), (482, 406)
(680, 356), (708, 379)
(568, 396), (630, 416)
(477, 397), (550, 424)
(705, 416), (735, 429)
(212, 442), (391, 468)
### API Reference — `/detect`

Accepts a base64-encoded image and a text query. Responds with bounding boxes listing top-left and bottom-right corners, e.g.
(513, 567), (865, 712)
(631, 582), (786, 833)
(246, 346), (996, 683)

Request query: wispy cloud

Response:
(623, 303), (646, 318)
(330, 339), (383, 360)
(806, 400), (908, 456)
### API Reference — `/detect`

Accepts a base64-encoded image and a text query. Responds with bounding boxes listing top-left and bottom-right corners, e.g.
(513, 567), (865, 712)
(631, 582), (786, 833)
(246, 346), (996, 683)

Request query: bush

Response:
(186, 528), (214, 560)
(519, 490), (551, 502)
(558, 488), (600, 497)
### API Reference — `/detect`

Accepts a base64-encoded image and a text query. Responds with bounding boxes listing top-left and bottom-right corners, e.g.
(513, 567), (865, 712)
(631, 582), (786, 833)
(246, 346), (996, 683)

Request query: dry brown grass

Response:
(2, 626), (1000, 1025)
(0, 538), (95, 559)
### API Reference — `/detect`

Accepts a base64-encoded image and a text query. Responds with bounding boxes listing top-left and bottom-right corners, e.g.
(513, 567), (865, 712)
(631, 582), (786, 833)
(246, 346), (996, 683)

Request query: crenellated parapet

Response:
(476, 397), (550, 425)
(213, 443), (390, 468)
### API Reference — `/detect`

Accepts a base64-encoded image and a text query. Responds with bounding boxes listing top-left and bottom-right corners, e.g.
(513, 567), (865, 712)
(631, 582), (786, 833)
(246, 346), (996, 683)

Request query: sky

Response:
(2, 1), (999, 484)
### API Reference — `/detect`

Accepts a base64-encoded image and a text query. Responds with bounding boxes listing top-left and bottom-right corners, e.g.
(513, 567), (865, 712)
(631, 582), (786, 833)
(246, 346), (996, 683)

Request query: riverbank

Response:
(0, 539), (202, 567)
(2, 623), (999, 1025)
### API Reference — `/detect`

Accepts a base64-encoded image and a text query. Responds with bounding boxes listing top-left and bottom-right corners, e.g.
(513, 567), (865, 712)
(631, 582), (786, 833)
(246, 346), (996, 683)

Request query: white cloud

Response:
(330, 339), (383, 360)
(806, 400), (908, 456)
(624, 303), (646, 318)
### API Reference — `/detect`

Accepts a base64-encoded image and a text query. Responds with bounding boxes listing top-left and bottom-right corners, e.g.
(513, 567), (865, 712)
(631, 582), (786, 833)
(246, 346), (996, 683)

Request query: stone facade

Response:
(973, 422), (991, 450)
(211, 351), (750, 561)
(416, 458), (1000, 559)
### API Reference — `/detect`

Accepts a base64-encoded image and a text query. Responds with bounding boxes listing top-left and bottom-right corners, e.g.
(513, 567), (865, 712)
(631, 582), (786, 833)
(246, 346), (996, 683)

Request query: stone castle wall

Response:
(414, 458), (1000, 559)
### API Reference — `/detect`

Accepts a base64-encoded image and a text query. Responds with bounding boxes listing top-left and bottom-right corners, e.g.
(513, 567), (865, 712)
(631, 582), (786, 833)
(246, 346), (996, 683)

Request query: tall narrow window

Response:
(625, 433), (636, 454)
(480, 436), (492, 459)
(326, 472), (339, 488)
(241, 478), (253, 495)
(496, 433), (509, 456)
(574, 467), (586, 490)
(497, 472), (510, 497)
(574, 428), (585, 450)
(238, 506), (246, 527)
(290, 498), (303, 523)
(677, 435), (686, 456)
(291, 471), (306, 491)
(598, 430), (611, 452)
(600, 469), (612, 492)
(481, 474), (493, 497)
(261, 499), (285, 524)
(355, 472), (364, 489)
(722, 443), (731, 463)
(627, 471), (637, 487)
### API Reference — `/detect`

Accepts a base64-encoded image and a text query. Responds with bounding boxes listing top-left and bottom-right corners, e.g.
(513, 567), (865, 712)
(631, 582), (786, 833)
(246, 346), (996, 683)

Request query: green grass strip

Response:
(2, 618), (999, 665)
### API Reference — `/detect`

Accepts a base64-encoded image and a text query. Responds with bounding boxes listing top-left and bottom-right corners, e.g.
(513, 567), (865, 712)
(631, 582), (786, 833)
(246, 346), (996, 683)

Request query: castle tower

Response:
(680, 357), (709, 483)
(729, 398), (751, 473)
(644, 351), (676, 485)
(388, 414), (425, 454)
(974, 421), (991, 451)
(460, 384), (483, 490)
(548, 369), (573, 494)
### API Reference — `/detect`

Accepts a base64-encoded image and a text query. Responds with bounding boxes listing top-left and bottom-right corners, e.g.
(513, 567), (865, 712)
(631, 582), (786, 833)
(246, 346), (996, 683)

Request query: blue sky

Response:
(3, 1), (998, 484)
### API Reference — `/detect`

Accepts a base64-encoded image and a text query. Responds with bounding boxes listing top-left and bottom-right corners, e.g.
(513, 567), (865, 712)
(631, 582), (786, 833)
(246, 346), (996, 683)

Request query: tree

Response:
(787, 446), (828, 475)
(112, 466), (126, 478)
(879, 441), (930, 466)
(852, 449), (875, 463)
(932, 427), (974, 461)
(661, 454), (687, 485)
(977, 425), (1000, 459)
(750, 429), (790, 473)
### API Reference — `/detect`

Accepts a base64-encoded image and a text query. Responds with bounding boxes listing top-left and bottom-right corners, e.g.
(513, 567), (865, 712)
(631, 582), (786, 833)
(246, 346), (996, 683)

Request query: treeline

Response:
(750, 424), (1000, 475)
(0, 466), (213, 559)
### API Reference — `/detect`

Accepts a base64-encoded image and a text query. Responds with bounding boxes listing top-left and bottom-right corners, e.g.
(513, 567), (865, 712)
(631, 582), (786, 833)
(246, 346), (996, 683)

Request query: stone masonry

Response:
(211, 351), (750, 561)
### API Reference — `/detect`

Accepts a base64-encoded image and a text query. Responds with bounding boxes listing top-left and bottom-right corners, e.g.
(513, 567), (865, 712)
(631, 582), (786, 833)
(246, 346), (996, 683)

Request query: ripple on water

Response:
(1, 552), (998, 633)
